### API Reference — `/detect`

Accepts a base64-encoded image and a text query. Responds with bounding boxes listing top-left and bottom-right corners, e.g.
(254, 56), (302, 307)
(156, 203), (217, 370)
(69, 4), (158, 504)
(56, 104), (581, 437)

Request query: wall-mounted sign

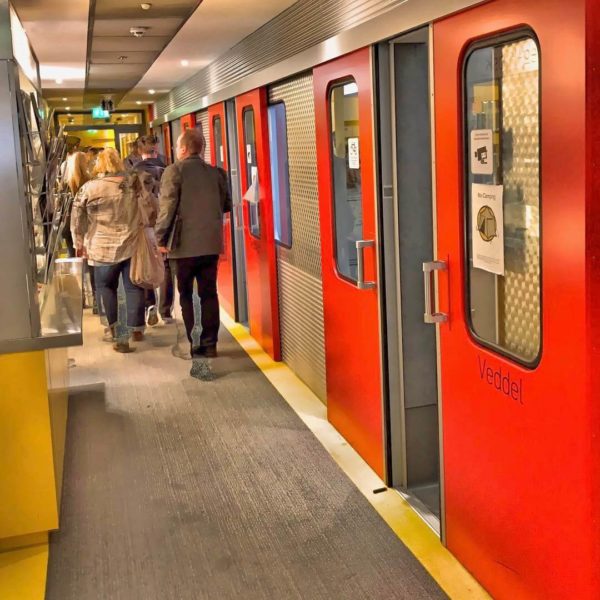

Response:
(348, 137), (360, 169)
(471, 129), (493, 175)
(92, 107), (110, 119)
(472, 183), (504, 275)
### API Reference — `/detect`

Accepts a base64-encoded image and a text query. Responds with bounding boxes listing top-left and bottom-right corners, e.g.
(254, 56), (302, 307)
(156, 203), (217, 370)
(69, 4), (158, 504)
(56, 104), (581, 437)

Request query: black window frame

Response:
(462, 28), (543, 369)
(212, 114), (224, 169)
(242, 106), (260, 239)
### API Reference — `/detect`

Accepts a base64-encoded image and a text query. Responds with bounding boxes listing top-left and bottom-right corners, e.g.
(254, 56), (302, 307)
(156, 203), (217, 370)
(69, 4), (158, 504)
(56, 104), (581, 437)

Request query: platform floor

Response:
(44, 312), (450, 599)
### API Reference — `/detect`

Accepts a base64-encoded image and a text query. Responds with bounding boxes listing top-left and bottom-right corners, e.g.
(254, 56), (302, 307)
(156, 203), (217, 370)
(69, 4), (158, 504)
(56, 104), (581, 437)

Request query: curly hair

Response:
(93, 147), (124, 177)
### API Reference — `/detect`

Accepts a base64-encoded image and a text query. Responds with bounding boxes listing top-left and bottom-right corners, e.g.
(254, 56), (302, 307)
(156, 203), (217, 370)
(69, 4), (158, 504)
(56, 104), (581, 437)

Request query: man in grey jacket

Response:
(155, 128), (232, 358)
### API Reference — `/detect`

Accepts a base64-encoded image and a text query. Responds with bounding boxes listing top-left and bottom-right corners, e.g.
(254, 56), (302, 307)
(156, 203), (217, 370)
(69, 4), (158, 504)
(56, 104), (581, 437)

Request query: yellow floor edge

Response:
(0, 542), (49, 600)
(221, 312), (490, 600)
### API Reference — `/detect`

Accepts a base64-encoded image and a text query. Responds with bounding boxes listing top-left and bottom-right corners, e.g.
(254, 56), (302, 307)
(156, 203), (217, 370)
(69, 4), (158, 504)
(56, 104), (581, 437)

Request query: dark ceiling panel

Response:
(84, 0), (202, 107)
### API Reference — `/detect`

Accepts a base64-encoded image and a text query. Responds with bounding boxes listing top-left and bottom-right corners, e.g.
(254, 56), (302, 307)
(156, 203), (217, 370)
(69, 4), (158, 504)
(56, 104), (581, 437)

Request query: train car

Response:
(150, 0), (600, 597)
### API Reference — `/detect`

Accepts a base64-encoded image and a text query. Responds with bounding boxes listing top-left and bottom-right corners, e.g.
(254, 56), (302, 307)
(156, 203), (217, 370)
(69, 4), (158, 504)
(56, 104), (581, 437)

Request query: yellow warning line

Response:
(221, 312), (490, 600)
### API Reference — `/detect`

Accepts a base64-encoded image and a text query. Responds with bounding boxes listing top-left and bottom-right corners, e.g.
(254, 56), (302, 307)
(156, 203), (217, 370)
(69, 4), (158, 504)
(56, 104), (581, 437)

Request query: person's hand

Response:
(158, 246), (169, 255)
(75, 247), (86, 258)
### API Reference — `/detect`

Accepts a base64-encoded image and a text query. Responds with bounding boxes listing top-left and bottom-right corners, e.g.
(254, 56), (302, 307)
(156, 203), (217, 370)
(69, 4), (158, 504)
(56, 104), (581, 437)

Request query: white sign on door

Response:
(471, 129), (494, 175)
(347, 137), (360, 169)
(246, 144), (252, 164)
(219, 145), (224, 164)
(472, 183), (504, 276)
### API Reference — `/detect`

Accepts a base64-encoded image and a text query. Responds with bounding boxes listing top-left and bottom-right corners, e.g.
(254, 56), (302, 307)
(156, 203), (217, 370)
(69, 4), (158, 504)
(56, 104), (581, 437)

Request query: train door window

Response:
(213, 115), (224, 168)
(464, 33), (541, 365)
(267, 103), (292, 247)
(329, 79), (363, 282)
(243, 107), (260, 238)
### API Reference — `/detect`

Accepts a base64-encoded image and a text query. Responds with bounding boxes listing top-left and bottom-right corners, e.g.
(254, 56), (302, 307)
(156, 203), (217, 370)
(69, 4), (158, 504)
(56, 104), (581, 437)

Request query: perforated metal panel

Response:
(195, 109), (211, 163)
(269, 73), (326, 401)
(500, 39), (540, 361)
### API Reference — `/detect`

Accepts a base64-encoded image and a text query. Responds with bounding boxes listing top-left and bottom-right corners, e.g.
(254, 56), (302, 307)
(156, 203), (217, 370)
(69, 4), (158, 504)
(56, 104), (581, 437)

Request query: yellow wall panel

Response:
(0, 351), (59, 539)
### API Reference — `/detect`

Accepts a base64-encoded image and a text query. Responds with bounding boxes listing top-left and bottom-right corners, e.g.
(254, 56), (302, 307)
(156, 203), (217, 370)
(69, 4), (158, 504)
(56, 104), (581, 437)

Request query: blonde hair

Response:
(92, 148), (124, 177)
(65, 151), (89, 195)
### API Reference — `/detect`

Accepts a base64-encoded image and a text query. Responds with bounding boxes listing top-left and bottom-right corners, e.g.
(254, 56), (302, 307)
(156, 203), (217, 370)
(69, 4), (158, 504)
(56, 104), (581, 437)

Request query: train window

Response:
(464, 33), (541, 365)
(212, 115), (224, 168)
(267, 103), (292, 248)
(243, 107), (260, 238)
(329, 79), (363, 283)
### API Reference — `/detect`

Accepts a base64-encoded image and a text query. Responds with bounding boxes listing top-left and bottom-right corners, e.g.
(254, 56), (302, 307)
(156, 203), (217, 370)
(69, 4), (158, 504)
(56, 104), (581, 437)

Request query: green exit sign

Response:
(92, 107), (109, 119)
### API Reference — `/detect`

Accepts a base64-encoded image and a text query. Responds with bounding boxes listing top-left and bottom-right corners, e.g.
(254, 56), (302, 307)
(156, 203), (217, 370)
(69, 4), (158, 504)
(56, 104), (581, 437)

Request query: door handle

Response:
(423, 260), (447, 324)
(356, 240), (376, 290)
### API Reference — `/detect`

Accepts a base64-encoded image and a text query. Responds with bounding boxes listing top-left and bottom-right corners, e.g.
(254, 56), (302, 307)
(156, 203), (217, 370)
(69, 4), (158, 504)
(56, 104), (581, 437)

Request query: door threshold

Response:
(394, 488), (440, 536)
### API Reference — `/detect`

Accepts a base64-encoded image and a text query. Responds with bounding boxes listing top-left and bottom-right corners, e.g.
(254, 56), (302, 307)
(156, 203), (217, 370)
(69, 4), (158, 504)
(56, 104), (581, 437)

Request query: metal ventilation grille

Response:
(500, 39), (540, 361)
(156, 0), (404, 118)
(268, 73), (326, 402)
(195, 109), (211, 163)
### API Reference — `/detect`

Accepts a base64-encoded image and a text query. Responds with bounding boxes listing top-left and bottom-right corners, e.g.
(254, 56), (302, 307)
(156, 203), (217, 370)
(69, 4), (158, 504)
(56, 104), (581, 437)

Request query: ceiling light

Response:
(62, 97), (67, 101)
(181, 59), (189, 67)
(140, 3), (152, 9)
(136, 101), (142, 105)
(130, 26), (149, 38)
(148, 89), (155, 95)
(65, 106), (71, 110)
(55, 78), (63, 84)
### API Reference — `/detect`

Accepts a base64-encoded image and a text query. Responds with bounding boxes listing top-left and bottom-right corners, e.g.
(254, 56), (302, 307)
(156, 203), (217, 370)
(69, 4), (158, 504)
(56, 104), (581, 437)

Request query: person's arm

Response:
(70, 185), (88, 253)
(218, 167), (232, 213)
(137, 170), (159, 226)
(155, 164), (181, 247)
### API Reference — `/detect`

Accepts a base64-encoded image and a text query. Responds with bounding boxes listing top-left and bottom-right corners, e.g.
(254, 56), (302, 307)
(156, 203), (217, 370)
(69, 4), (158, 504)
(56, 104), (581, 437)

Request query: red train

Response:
(154, 1), (600, 597)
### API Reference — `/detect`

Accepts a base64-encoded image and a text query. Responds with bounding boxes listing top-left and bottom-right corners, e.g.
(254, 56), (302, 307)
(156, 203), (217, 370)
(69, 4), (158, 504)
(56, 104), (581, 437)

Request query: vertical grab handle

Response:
(356, 240), (376, 290)
(423, 260), (448, 324)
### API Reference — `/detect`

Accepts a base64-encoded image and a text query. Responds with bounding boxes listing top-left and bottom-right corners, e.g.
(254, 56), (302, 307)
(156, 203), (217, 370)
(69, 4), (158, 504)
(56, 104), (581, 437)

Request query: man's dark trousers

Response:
(172, 255), (220, 350)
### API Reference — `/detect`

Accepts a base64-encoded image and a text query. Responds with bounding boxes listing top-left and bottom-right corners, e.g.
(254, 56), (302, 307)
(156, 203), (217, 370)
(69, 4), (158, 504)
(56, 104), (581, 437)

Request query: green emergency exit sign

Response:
(92, 107), (109, 119)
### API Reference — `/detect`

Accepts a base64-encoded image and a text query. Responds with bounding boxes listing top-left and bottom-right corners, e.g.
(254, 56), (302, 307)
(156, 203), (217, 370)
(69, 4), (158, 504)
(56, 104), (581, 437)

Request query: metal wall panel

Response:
(154, 0), (484, 122)
(195, 109), (211, 163)
(500, 39), (540, 361)
(269, 73), (326, 401)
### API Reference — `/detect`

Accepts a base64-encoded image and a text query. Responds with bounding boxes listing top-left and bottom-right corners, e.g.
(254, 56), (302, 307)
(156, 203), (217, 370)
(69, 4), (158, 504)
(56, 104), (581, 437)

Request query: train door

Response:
(235, 89), (280, 359)
(314, 49), (384, 477)
(208, 102), (236, 320)
(433, 1), (590, 598)
(267, 73), (327, 401)
(180, 113), (195, 131)
(170, 118), (182, 159)
(377, 28), (441, 529)
(194, 110), (212, 163)
(225, 99), (248, 324)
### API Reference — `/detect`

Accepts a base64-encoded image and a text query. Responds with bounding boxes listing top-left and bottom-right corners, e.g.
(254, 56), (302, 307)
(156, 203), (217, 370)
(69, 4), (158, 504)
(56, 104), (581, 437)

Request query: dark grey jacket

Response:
(155, 155), (232, 259)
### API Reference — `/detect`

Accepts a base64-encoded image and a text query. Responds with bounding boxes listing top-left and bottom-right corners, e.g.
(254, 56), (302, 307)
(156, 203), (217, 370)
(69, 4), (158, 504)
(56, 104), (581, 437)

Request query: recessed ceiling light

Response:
(148, 89), (155, 95)
(136, 101), (142, 105)
(181, 59), (189, 67)
(55, 79), (63, 84)
(62, 97), (67, 101)
(65, 106), (71, 110)
(140, 2), (152, 9)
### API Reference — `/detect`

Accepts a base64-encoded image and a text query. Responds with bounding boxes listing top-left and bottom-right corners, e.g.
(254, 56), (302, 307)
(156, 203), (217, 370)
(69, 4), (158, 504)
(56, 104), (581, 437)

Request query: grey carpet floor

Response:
(45, 313), (446, 600)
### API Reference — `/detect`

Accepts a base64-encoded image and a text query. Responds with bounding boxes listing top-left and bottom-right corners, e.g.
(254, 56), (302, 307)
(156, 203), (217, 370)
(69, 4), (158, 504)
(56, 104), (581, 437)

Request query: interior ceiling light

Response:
(136, 101), (142, 105)
(181, 59), (189, 67)
(65, 106), (71, 110)
(148, 89), (155, 95)
(130, 26), (150, 38)
(140, 3), (152, 9)
(62, 97), (67, 101)
(55, 78), (63, 84)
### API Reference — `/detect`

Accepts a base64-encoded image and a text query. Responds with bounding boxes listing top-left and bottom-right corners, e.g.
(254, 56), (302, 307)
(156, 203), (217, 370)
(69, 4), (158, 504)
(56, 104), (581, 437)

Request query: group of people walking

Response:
(63, 129), (232, 356)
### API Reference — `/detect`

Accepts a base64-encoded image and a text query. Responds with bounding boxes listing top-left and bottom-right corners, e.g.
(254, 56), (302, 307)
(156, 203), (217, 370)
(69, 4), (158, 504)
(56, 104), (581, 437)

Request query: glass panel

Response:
(329, 79), (363, 282)
(57, 112), (143, 126)
(465, 35), (540, 364)
(243, 108), (260, 238)
(66, 129), (116, 151)
(213, 116), (224, 168)
(268, 103), (292, 248)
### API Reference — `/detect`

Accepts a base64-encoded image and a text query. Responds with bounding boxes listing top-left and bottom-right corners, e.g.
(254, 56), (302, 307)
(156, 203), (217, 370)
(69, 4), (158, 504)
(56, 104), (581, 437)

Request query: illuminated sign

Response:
(92, 107), (110, 119)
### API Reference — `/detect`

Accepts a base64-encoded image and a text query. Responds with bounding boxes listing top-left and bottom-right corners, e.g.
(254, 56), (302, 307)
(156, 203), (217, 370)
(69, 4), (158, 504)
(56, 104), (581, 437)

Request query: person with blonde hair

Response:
(61, 151), (89, 258)
(71, 148), (157, 351)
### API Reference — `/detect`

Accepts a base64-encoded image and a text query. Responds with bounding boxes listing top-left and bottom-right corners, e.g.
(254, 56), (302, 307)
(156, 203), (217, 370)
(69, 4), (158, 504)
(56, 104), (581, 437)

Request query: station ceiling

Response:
(13, 0), (296, 110)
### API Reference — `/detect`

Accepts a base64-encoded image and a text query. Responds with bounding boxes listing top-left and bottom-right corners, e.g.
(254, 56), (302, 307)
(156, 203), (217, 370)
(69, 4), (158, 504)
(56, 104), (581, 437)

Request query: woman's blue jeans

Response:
(94, 258), (145, 330)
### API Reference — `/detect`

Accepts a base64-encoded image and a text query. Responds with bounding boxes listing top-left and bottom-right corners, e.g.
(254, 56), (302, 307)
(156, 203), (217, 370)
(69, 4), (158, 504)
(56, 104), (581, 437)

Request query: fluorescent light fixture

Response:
(148, 89), (156, 95)
(343, 82), (358, 96)
(181, 59), (189, 67)
(40, 65), (86, 82)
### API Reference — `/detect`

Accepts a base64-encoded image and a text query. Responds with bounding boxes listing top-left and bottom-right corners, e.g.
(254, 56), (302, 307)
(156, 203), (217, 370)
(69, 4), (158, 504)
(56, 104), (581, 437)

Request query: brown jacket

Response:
(71, 171), (157, 264)
(155, 155), (232, 259)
